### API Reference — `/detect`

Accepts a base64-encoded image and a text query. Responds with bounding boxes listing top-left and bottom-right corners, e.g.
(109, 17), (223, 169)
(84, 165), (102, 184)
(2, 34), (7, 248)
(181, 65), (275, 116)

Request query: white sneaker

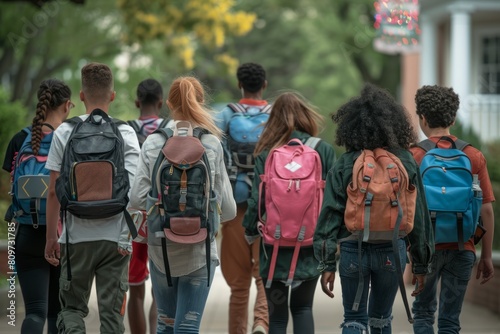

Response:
(252, 325), (267, 334)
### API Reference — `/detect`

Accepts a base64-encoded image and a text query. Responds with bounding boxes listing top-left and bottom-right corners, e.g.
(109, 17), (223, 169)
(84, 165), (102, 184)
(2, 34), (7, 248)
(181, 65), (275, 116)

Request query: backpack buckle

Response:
(391, 199), (399, 207)
(390, 177), (398, 183)
(363, 175), (371, 182)
(179, 189), (187, 204)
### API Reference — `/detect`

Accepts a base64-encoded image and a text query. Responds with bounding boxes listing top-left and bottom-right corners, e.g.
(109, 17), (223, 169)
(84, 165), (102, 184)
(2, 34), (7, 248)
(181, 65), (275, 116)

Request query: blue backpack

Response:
(418, 136), (482, 249)
(11, 125), (54, 227)
(226, 103), (272, 203)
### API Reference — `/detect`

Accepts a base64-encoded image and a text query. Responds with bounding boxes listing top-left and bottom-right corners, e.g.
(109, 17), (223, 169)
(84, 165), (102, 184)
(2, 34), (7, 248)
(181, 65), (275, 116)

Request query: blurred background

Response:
(0, 0), (499, 316)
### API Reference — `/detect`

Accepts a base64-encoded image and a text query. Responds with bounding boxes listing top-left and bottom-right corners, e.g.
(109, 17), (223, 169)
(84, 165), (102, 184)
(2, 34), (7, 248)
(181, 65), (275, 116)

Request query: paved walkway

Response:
(1, 266), (500, 333)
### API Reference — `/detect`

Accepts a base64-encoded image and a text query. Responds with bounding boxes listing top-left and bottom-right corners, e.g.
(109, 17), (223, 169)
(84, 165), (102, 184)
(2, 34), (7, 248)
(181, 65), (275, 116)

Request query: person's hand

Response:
(118, 247), (131, 256)
(411, 274), (426, 296)
(320, 271), (335, 298)
(476, 258), (494, 284)
(44, 238), (60, 267)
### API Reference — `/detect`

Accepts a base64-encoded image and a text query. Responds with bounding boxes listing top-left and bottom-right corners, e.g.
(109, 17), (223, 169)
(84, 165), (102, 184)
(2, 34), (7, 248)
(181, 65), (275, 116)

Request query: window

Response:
(479, 35), (500, 94)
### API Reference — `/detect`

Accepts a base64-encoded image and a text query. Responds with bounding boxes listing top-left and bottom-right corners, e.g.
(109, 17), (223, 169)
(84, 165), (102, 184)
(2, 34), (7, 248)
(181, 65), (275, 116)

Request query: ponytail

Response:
(168, 77), (222, 138)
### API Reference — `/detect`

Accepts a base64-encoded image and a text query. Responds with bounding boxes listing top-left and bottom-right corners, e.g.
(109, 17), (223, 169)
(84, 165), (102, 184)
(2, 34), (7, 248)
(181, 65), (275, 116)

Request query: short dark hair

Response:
(237, 63), (266, 93)
(415, 85), (459, 128)
(137, 79), (163, 106)
(81, 62), (113, 103)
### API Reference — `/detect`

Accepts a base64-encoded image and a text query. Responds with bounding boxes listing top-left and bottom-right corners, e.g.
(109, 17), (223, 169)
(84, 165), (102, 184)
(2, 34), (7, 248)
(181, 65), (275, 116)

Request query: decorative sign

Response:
(374, 0), (421, 54)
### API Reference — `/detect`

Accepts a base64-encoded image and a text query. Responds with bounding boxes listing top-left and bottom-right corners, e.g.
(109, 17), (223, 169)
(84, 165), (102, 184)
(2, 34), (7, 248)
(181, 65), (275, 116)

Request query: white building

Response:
(402, 0), (500, 143)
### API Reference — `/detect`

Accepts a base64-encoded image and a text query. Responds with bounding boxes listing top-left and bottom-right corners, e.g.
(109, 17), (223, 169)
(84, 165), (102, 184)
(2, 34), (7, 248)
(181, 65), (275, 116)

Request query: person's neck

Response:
(243, 93), (263, 100)
(42, 114), (64, 130)
(140, 106), (161, 118)
(85, 105), (109, 114)
(426, 128), (451, 138)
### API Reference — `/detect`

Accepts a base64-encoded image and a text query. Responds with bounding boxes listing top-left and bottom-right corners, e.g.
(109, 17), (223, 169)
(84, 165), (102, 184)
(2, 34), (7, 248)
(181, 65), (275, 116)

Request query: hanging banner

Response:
(374, 0), (420, 54)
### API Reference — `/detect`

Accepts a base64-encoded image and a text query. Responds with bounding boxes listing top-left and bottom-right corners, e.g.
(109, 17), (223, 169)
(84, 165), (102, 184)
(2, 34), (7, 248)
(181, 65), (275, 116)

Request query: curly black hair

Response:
(236, 63), (266, 93)
(415, 85), (459, 128)
(137, 78), (163, 106)
(332, 83), (417, 151)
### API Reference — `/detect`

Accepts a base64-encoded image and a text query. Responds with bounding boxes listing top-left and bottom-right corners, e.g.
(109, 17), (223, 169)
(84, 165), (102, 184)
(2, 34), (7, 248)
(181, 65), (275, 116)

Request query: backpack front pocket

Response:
(71, 161), (114, 201)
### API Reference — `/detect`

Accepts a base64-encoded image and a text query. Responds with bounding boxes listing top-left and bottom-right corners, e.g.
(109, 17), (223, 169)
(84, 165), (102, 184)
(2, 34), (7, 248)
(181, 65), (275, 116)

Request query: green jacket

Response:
(242, 131), (336, 281)
(313, 149), (434, 275)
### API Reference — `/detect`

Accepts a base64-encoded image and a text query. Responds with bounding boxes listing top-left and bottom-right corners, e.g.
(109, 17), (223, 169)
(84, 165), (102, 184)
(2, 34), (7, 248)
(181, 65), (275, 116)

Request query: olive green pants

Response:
(57, 241), (129, 334)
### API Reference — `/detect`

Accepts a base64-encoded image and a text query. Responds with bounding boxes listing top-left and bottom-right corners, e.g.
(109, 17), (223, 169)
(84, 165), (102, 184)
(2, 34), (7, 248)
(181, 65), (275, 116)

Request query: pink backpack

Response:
(258, 138), (325, 287)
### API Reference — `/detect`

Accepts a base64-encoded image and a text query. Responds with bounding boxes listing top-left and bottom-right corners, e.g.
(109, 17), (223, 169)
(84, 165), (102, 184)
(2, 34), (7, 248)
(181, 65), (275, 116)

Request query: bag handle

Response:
(173, 121), (194, 136)
(86, 108), (112, 125)
(435, 136), (456, 149)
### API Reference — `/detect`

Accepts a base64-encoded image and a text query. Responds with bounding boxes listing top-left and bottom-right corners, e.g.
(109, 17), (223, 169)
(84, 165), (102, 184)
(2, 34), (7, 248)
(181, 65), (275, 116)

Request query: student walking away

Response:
(242, 91), (336, 334)
(313, 83), (434, 334)
(215, 62), (271, 334)
(44, 62), (140, 334)
(410, 85), (495, 334)
(129, 76), (236, 334)
(127, 78), (170, 334)
(3, 79), (72, 334)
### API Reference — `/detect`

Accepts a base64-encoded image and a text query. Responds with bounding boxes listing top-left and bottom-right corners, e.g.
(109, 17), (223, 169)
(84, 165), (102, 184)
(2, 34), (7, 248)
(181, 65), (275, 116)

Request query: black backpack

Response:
(148, 121), (218, 286)
(56, 109), (137, 237)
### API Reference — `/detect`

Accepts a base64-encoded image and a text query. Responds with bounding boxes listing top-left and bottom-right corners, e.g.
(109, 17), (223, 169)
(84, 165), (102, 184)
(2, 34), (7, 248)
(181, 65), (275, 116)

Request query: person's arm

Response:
(216, 140), (236, 222)
(45, 170), (60, 266)
(242, 153), (266, 236)
(476, 202), (495, 284)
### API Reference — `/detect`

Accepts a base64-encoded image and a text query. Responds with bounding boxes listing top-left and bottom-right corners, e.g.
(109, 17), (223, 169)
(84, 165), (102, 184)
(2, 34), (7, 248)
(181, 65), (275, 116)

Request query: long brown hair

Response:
(32, 79), (71, 155)
(167, 76), (222, 139)
(254, 91), (324, 156)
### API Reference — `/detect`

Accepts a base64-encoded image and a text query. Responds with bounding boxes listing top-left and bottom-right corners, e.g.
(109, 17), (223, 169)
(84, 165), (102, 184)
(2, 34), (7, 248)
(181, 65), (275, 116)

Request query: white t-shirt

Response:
(46, 114), (140, 245)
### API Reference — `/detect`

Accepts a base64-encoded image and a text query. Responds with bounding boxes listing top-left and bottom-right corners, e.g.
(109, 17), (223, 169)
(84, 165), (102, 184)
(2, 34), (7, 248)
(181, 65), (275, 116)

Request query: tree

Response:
(0, 0), (122, 110)
(118, 0), (256, 71)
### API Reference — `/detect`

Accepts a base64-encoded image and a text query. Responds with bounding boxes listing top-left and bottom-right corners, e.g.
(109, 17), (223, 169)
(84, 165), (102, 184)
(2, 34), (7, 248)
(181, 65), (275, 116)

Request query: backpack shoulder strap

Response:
(260, 104), (272, 114)
(154, 127), (173, 139)
(158, 118), (171, 128)
(193, 127), (210, 140)
(127, 119), (142, 133)
(304, 136), (321, 150)
(454, 138), (470, 151)
(227, 103), (247, 114)
(417, 137), (470, 152)
(416, 139), (435, 152)
(65, 116), (83, 125)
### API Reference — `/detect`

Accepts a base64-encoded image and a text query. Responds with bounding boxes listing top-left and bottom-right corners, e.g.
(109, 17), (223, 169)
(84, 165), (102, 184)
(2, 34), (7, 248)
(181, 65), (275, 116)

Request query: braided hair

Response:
(31, 79), (71, 155)
(236, 63), (266, 93)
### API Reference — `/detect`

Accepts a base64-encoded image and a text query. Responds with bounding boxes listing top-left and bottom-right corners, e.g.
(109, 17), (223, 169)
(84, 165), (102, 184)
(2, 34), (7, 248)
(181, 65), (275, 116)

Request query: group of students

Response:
(3, 61), (495, 334)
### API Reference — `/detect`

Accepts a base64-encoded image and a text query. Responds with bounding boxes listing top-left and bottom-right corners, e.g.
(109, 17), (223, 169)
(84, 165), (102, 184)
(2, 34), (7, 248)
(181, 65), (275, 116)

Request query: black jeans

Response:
(265, 276), (319, 334)
(15, 224), (61, 334)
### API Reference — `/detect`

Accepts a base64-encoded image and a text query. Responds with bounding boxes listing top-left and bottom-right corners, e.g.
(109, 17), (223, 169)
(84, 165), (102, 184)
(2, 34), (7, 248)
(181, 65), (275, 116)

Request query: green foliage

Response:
(0, 87), (26, 235)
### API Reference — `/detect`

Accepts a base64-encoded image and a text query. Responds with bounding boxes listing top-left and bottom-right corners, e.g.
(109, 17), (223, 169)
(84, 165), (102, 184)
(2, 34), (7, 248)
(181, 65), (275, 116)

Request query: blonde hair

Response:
(167, 76), (222, 139)
(254, 91), (324, 156)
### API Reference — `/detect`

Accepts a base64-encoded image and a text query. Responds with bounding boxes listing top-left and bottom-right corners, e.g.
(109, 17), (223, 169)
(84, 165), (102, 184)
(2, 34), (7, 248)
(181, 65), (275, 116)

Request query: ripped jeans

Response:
(339, 240), (407, 334)
(149, 260), (216, 333)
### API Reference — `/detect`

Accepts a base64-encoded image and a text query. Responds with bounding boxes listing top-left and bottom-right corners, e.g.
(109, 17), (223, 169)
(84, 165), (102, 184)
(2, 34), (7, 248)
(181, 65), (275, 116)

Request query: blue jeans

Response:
(150, 260), (217, 333)
(412, 250), (475, 334)
(339, 240), (406, 334)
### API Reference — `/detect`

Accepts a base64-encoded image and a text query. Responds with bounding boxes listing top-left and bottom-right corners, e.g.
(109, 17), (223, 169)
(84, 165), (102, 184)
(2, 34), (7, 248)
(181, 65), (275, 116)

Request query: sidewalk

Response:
(2, 266), (500, 333)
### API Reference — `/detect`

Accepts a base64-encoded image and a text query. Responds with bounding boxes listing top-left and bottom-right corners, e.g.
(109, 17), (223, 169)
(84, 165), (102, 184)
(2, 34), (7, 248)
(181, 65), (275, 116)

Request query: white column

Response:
(450, 9), (471, 126)
(419, 13), (437, 86)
